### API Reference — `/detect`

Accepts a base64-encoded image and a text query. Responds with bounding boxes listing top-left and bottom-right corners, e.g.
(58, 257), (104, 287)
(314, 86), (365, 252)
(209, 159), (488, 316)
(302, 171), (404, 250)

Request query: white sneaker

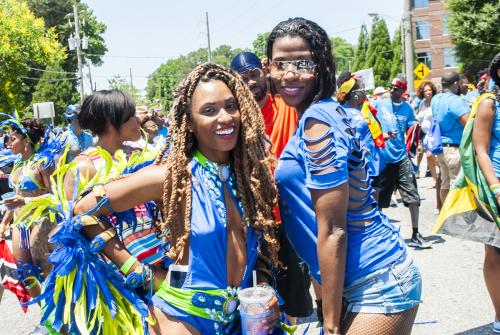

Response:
(493, 319), (500, 333)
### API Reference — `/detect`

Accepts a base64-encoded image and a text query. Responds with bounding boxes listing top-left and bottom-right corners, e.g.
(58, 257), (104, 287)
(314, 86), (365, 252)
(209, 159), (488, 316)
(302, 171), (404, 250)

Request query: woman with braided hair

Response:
(469, 52), (500, 333)
(269, 17), (421, 334)
(73, 63), (282, 334)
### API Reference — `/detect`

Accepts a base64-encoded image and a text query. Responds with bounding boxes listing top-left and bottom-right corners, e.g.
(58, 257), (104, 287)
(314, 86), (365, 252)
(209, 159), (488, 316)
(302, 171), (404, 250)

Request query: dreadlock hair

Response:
(13, 118), (44, 146)
(155, 62), (280, 266)
(489, 52), (500, 100)
(266, 17), (336, 104)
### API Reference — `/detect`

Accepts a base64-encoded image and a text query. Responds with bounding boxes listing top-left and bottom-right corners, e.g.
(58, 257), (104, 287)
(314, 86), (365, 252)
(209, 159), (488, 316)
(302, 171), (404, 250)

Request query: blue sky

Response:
(83, 0), (404, 92)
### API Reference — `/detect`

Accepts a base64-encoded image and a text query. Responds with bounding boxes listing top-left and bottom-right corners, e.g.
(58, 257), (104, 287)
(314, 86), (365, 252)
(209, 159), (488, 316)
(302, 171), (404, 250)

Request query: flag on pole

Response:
(361, 99), (385, 149)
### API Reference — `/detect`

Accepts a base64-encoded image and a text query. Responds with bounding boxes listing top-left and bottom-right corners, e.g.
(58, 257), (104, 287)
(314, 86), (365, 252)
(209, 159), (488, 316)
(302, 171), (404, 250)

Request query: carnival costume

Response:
(17, 144), (162, 334)
(0, 113), (67, 290)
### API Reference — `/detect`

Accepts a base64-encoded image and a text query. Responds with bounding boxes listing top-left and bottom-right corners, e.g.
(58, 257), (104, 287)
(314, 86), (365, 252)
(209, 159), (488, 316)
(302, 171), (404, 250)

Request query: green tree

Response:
(146, 45), (246, 111)
(330, 37), (355, 74)
(390, 27), (404, 79)
(31, 63), (77, 125)
(27, 0), (107, 105)
(446, 0), (500, 79)
(352, 24), (369, 71)
(252, 32), (270, 58)
(0, 0), (64, 113)
(365, 17), (393, 87)
(108, 76), (141, 102)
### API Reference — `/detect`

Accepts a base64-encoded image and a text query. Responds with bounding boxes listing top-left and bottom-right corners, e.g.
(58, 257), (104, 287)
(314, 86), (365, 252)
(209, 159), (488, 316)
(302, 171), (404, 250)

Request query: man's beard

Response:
(250, 85), (267, 104)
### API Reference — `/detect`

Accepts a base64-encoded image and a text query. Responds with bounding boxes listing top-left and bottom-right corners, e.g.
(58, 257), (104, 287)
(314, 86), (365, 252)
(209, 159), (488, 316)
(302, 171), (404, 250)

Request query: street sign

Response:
(414, 63), (430, 80)
(414, 79), (424, 90)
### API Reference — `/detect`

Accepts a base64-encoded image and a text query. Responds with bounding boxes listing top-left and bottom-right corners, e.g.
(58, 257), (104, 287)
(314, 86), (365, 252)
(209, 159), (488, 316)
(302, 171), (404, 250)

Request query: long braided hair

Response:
(489, 52), (500, 101)
(155, 63), (280, 265)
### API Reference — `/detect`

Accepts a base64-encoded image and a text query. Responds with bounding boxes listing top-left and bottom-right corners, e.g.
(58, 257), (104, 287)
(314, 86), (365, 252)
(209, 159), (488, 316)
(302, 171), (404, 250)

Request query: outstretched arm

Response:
(73, 163), (168, 290)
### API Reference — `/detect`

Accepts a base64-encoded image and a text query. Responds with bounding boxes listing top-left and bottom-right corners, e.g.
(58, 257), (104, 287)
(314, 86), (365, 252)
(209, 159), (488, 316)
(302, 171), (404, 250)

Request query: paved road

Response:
(0, 174), (496, 334)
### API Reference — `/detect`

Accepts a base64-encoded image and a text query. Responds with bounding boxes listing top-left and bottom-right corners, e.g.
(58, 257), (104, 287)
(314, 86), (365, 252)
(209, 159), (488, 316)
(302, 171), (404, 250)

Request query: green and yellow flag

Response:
(433, 93), (500, 247)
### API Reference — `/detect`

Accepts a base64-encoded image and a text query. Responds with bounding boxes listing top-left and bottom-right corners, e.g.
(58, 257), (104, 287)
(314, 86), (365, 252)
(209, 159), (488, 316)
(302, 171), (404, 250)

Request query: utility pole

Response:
(86, 62), (94, 92)
(206, 12), (212, 63)
(403, 0), (415, 93)
(129, 68), (133, 88)
(73, 4), (84, 103)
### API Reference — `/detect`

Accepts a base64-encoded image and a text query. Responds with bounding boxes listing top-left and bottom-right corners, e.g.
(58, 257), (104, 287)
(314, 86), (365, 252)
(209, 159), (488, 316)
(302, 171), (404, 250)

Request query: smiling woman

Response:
(64, 63), (285, 335)
(270, 17), (421, 335)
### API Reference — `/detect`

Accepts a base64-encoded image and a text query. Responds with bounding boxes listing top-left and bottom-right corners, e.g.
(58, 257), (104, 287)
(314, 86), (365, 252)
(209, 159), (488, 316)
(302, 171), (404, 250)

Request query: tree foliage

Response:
(31, 63), (77, 125)
(27, 0), (107, 108)
(352, 24), (369, 71)
(330, 37), (355, 74)
(390, 27), (404, 80)
(108, 76), (141, 103)
(446, 0), (500, 79)
(146, 45), (246, 111)
(365, 17), (393, 87)
(252, 32), (270, 58)
(0, 0), (64, 113)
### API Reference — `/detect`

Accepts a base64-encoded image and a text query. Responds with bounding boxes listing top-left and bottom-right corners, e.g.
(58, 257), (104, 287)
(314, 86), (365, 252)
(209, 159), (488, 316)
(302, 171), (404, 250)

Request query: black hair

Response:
(266, 17), (336, 104)
(336, 71), (361, 104)
(490, 53), (500, 100)
(78, 90), (136, 135)
(490, 53), (500, 87)
(13, 118), (44, 145)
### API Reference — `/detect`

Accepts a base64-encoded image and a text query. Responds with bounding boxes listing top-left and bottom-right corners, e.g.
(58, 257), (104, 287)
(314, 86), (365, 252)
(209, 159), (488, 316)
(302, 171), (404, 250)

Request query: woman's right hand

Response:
(0, 223), (7, 240)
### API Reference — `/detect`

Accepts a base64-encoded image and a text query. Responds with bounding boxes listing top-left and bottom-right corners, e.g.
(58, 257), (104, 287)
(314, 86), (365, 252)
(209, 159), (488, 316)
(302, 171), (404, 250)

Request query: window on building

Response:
(417, 51), (432, 69)
(444, 48), (458, 68)
(442, 14), (449, 35)
(413, 0), (429, 9)
(416, 19), (430, 40)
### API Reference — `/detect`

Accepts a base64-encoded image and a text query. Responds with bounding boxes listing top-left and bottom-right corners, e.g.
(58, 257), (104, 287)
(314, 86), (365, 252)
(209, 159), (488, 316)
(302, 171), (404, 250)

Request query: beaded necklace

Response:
(192, 150), (243, 226)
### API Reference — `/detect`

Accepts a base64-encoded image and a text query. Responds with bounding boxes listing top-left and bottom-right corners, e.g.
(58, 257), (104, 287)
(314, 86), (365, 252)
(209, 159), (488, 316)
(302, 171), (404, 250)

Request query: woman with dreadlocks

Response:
(468, 52), (500, 333)
(270, 18), (421, 334)
(70, 63), (282, 334)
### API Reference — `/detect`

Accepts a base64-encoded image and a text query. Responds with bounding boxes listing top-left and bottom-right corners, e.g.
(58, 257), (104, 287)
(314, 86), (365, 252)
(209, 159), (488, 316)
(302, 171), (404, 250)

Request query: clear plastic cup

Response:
(238, 287), (274, 335)
(1, 192), (16, 200)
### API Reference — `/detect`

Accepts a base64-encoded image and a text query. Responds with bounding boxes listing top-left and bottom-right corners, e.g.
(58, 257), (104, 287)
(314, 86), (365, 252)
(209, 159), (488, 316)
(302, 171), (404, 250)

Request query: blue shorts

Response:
(343, 253), (422, 314)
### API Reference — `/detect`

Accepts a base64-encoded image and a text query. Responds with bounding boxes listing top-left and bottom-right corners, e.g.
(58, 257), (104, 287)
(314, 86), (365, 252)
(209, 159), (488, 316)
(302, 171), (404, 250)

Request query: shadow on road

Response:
(454, 323), (493, 334)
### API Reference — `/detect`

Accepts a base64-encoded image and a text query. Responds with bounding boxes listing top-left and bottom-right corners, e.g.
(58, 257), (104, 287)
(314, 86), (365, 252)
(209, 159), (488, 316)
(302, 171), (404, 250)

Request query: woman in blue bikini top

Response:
(73, 63), (282, 334)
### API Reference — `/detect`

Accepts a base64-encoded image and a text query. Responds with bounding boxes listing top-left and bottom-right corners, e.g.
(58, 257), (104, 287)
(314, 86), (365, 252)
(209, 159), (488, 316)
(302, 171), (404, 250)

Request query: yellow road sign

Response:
(414, 79), (424, 90)
(414, 63), (430, 80)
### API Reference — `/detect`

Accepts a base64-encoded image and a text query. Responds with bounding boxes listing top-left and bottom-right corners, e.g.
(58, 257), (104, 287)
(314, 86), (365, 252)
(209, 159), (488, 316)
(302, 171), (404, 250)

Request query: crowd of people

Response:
(0, 17), (499, 335)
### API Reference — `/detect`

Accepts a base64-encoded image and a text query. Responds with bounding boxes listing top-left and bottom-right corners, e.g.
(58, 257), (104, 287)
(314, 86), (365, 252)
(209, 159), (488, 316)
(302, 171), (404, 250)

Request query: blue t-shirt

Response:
(489, 99), (500, 177)
(372, 98), (415, 164)
(431, 92), (470, 144)
(275, 98), (405, 286)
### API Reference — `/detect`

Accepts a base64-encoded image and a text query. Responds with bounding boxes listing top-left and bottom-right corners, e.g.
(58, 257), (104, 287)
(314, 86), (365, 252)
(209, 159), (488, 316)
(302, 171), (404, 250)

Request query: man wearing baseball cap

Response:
(372, 76), (429, 249)
(64, 104), (94, 161)
(431, 71), (470, 203)
(231, 52), (313, 323)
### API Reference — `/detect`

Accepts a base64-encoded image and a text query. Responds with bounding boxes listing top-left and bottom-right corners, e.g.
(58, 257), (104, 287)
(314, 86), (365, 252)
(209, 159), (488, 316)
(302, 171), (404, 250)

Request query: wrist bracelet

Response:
(490, 183), (500, 196)
(121, 255), (138, 274)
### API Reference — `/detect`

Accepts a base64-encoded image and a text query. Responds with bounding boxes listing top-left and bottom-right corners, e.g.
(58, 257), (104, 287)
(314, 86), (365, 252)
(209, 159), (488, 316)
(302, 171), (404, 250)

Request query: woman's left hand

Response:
(4, 195), (25, 210)
(262, 294), (281, 333)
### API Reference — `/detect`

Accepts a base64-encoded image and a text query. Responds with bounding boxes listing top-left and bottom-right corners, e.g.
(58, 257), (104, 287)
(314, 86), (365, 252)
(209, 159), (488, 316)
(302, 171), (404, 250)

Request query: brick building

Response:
(411, 0), (458, 88)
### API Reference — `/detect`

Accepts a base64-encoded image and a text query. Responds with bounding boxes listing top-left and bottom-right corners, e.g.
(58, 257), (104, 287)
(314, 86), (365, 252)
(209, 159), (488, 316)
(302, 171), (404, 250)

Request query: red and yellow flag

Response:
(361, 99), (385, 149)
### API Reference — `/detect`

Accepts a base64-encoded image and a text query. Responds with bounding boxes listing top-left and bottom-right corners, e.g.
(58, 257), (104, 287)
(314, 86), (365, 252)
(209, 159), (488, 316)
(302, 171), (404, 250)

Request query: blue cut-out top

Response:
(275, 98), (405, 285)
(179, 157), (259, 290)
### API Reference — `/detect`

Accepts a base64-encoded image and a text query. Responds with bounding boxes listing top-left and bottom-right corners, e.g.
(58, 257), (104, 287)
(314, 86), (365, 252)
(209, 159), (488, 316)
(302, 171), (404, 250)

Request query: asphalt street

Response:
(0, 173), (496, 335)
